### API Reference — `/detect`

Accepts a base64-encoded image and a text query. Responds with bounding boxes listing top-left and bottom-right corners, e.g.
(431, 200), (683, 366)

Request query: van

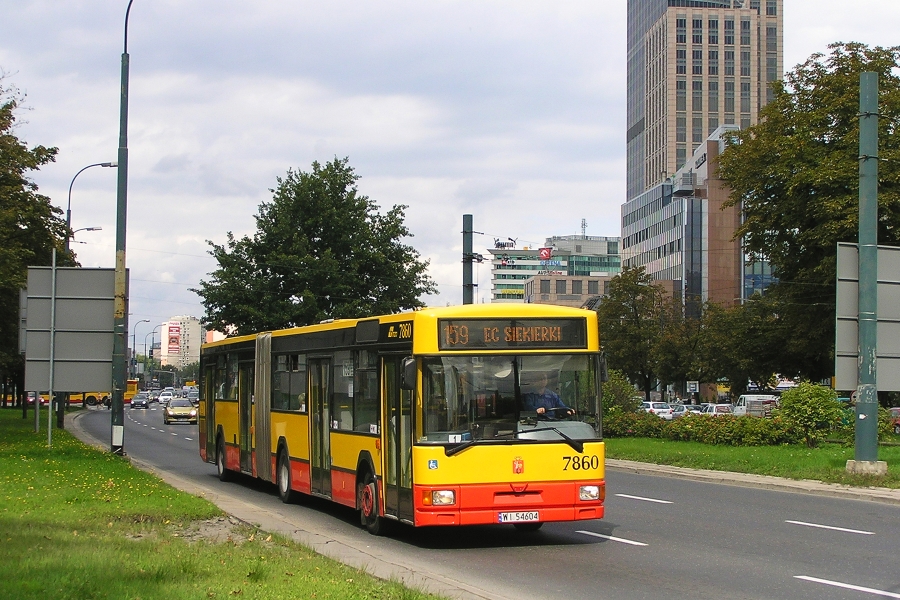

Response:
(733, 394), (778, 417)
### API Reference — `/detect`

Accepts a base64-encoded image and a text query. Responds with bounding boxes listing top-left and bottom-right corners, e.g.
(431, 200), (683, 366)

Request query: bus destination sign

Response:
(438, 318), (587, 350)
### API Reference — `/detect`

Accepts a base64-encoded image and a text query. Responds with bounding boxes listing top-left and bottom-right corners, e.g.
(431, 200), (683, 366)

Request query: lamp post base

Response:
(846, 460), (888, 476)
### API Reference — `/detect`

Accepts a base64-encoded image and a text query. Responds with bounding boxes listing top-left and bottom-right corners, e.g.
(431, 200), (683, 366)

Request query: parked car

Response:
(670, 404), (690, 418)
(158, 391), (174, 406)
(164, 398), (198, 425)
(131, 393), (149, 409)
(890, 407), (900, 435)
(683, 404), (703, 415)
(642, 401), (674, 420)
(702, 403), (733, 416)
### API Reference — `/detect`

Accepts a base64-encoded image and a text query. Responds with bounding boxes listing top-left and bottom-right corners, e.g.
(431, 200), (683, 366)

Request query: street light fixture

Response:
(131, 319), (150, 378)
(66, 163), (116, 253)
(70, 226), (103, 245)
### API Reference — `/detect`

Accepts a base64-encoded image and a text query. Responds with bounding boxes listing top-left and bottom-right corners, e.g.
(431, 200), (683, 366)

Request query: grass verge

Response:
(606, 437), (900, 488)
(0, 408), (441, 600)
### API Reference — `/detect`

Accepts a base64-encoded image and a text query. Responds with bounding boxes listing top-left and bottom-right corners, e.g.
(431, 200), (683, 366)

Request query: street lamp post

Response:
(112, 0), (135, 455)
(131, 319), (150, 379)
(143, 324), (160, 387)
(66, 163), (116, 253)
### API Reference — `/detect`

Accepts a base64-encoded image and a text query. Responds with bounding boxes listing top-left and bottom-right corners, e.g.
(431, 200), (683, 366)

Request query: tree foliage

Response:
(0, 81), (64, 380)
(195, 158), (437, 335)
(717, 42), (900, 380)
(596, 267), (669, 401)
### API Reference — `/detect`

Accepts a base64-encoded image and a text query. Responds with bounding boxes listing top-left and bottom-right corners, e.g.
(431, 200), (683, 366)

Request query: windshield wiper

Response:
(444, 427), (584, 456)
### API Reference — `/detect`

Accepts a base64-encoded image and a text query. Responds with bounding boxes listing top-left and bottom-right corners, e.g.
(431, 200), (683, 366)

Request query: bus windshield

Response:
(420, 354), (600, 445)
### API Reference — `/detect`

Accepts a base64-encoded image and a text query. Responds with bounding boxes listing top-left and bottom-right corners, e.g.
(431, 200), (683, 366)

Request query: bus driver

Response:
(523, 372), (573, 418)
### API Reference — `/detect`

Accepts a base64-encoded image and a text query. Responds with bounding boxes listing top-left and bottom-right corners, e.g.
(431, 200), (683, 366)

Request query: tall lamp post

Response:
(112, 0), (135, 455)
(66, 163), (116, 253)
(131, 319), (150, 379)
(143, 323), (160, 387)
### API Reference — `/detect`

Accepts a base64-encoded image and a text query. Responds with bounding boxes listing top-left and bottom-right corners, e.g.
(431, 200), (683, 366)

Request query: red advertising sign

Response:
(538, 247), (552, 260)
(167, 324), (181, 355)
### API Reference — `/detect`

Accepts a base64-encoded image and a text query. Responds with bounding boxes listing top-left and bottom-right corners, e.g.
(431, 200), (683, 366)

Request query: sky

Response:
(2, 0), (900, 351)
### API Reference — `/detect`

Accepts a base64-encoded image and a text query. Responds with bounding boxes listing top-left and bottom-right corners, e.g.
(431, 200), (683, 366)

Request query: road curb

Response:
(607, 458), (900, 505)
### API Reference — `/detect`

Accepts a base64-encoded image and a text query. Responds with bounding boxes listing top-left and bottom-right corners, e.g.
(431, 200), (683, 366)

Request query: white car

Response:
(701, 403), (733, 416)
(158, 391), (174, 406)
(642, 401), (674, 420)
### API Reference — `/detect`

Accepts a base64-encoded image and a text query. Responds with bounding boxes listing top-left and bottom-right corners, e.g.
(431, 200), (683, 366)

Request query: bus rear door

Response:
(309, 357), (332, 497)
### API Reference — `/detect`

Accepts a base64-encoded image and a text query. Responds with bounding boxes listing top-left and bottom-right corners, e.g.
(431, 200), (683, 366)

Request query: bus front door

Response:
(309, 358), (332, 498)
(383, 356), (413, 524)
(239, 363), (254, 474)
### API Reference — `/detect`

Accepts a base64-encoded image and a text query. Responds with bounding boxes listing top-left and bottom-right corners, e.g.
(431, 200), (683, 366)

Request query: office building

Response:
(627, 0), (782, 202)
(489, 236), (620, 303)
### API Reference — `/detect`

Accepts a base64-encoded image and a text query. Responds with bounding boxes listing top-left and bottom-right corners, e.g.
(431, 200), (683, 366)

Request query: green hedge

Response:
(603, 410), (800, 446)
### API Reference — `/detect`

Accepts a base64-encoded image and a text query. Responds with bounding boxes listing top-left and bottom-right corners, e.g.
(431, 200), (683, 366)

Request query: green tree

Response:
(718, 42), (900, 381)
(195, 158), (436, 334)
(596, 267), (668, 402)
(0, 81), (65, 391)
(601, 368), (641, 414)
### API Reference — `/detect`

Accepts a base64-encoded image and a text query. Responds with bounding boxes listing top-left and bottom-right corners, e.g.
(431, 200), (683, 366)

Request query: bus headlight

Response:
(429, 490), (455, 506)
(579, 485), (600, 501)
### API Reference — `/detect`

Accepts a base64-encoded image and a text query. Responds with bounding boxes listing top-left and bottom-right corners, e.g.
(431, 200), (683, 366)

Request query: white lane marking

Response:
(786, 520), (875, 535)
(615, 493), (673, 504)
(577, 530), (647, 546)
(184, 438), (193, 441)
(171, 432), (178, 436)
(795, 576), (900, 598)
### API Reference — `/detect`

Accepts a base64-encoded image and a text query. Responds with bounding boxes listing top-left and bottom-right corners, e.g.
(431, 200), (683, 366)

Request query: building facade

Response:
(159, 315), (202, 369)
(626, 0), (783, 202)
(489, 236), (621, 303)
(622, 125), (774, 312)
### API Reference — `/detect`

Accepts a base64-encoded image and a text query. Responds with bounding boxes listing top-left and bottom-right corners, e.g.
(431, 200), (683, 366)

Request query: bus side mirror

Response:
(400, 357), (416, 390)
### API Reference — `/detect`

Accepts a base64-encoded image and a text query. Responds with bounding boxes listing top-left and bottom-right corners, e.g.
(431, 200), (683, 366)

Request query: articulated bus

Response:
(199, 304), (606, 535)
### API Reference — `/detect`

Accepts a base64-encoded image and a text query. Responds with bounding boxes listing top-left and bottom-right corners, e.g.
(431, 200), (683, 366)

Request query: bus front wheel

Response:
(277, 450), (299, 504)
(358, 472), (390, 536)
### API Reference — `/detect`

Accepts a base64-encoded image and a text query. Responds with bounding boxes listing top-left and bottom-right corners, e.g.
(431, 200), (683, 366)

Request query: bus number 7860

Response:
(562, 455), (600, 471)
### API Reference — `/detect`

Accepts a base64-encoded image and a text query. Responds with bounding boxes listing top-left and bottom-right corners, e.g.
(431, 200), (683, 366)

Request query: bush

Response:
(773, 383), (843, 448)
(602, 369), (642, 413)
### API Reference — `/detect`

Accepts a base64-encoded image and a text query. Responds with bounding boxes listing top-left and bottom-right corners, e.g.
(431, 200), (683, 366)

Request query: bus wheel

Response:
(513, 522), (543, 532)
(216, 439), (233, 482)
(277, 450), (299, 504)
(358, 472), (390, 536)
(86, 396), (97, 406)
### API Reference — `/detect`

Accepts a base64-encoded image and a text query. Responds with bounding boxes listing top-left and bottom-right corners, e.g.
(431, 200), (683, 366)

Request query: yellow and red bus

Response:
(199, 304), (606, 535)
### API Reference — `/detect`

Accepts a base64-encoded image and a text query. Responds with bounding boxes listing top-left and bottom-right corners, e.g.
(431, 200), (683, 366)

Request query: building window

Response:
(540, 279), (550, 294)
(724, 20), (734, 45)
(724, 80), (735, 112)
(724, 50), (735, 76)
(708, 18), (718, 45)
(766, 0), (777, 16)
(692, 80), (703, 112)
(740, 19), (751, 46)
(676, 115), (687, 142)
(741, 51), (751, 77)
(676, 48), (687, 74)
(676, 17), (687, 43)
(708, 116), (719, 133)
(766, 26), (777, 52)
(555, 280), (567, 295)
(676, 79), (687, 111)
(692, 49), (703, 74)
(572, 280), (583, 295)
(709, 80), (719, 112)
(693, 117), (703, 143)
(588, 280), (599, 295)
(741, 80), (751, 113)
(767, 55), (778, 82)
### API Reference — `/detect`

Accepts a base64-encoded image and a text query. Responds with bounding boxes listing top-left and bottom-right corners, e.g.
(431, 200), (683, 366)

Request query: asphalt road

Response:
(75, 406), (900, 600)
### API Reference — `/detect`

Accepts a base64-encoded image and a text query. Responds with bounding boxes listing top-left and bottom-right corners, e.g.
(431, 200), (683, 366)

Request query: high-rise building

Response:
(159, 315), (202, 369)
(626, 0), (782, 202)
